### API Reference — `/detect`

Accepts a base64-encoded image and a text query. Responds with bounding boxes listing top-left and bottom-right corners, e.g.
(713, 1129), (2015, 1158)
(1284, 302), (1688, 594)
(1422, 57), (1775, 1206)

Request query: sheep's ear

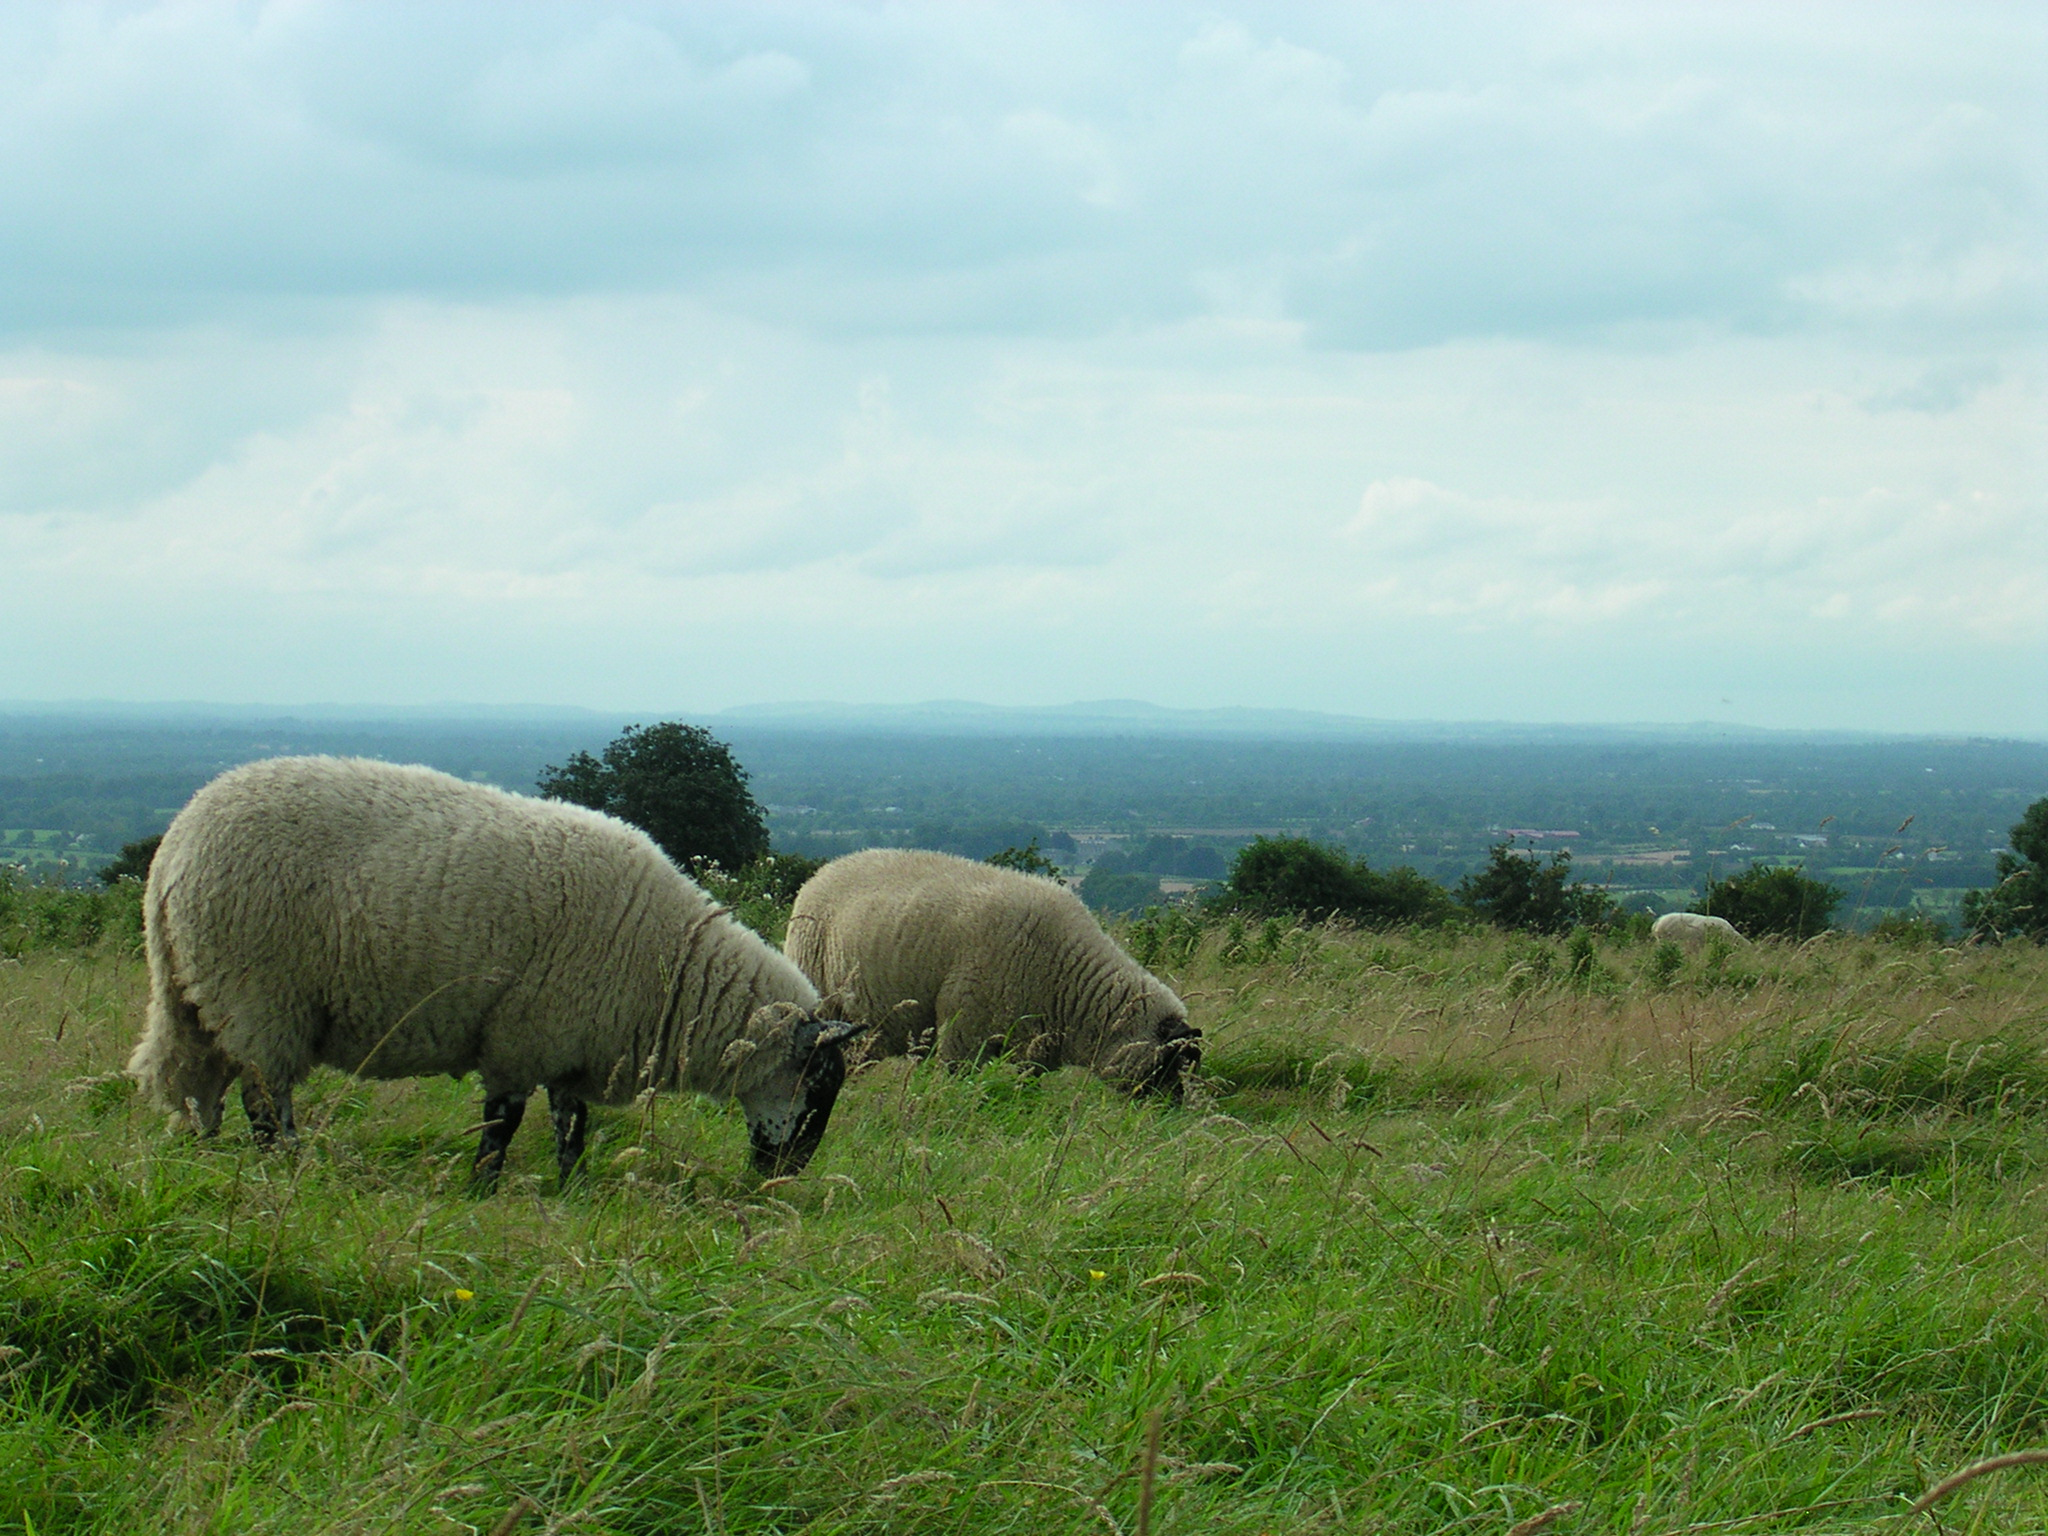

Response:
(799, 1017), (868, 1052)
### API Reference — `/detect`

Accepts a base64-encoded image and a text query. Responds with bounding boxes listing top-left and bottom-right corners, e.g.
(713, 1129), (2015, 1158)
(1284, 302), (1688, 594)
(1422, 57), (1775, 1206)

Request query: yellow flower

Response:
(1088, 1270), (1107, 1282)
(450, 1288), (475, 1303)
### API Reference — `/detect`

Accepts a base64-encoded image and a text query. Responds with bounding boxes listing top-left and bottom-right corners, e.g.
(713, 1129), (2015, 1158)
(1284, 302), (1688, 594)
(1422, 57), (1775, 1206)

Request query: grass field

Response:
(4, 906), (2048, 1534)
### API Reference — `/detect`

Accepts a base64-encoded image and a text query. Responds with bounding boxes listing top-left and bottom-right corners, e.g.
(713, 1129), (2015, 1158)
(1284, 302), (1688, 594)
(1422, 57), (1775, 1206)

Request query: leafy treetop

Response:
(986, 839), (1063, 880)
(98, 834), (163, 887)
(1455, 840), (1616, 937)
(1964, 796), (2048, 943)
(538, 721), (769, 875)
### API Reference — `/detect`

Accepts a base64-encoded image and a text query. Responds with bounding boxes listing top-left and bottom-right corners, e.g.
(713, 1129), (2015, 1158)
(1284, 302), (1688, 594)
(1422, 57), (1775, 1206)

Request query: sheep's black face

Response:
(743, 1018), (865, 1177)
(1136, 1016), (1203, 1103)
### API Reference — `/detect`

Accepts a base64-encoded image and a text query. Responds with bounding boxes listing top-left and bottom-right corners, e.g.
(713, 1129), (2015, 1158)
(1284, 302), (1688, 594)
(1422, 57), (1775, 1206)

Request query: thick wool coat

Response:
(785, 848), (1196, 1093)
(129, 756), (822, 1133)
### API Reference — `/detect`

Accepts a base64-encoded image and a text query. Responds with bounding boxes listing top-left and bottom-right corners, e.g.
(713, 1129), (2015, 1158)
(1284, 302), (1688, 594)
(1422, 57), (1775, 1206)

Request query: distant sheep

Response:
(785, 849), (1200, 1097)
(128, 756), (863, 1182)
(1652, 911), (1746, 950)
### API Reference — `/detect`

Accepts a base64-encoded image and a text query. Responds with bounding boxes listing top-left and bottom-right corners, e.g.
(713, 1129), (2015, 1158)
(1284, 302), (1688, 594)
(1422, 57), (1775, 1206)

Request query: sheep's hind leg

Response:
(549, 1087), (589, 1185)
(472, 1092), (528, 1186)
(241, 1076), (297, 1147)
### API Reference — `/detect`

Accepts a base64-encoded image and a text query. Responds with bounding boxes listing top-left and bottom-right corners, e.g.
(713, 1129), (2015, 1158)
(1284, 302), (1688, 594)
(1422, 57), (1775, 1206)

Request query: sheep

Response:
(784, 848), (1200, 1098)
(1651, 911), (1747, 950)
(127, 755), (864, 1182)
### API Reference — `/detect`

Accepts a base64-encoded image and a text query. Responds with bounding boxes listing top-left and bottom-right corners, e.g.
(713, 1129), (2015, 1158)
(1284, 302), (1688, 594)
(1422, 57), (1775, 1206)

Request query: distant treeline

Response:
(3, 717), (2043, 922)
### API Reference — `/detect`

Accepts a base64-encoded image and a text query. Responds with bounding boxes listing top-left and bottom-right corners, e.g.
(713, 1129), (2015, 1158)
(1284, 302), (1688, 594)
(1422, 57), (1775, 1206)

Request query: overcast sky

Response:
(2, 1), (2041, 733)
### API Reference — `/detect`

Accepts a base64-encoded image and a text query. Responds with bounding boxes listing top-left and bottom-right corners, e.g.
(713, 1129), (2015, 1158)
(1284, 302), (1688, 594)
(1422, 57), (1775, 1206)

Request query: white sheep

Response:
(784, 848), (1200, 1098)
(127, 756), (863, 1182)
(1651, 911), (1747, 950)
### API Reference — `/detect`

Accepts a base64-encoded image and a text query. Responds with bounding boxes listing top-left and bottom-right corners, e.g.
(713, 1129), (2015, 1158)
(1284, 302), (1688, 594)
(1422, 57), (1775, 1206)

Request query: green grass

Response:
(4, 922), (2048, 1532)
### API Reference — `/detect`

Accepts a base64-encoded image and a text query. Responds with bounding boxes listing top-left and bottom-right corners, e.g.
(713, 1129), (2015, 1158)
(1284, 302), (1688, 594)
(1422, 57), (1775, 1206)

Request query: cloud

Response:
(0, 4), (2042, 733)
(0, 3), (2040, 347)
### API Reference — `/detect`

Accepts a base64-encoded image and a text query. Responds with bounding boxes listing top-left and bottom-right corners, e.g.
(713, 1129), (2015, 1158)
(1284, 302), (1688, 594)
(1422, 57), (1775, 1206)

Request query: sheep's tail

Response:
(126, 872), (237, 1135)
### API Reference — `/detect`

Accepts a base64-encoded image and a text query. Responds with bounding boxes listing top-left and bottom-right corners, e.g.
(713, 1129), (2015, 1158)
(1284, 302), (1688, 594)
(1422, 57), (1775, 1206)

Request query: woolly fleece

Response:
(1652, 911), (1748, 949)
(785, 848), (1199, 1095)
(128, 756), (849, 1172)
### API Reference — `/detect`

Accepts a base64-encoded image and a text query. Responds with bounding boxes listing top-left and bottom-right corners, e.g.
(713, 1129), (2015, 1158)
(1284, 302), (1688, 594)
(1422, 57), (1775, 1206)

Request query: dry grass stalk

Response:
(1782, 1406), (1887, 1440)
(1136, 1407), (1164, 1536)
(1506, 1502), (1580, 1536)
(977, 1479), (1123, 1534)
(1697, 1255), (1770, 1326)
(505, 1271), (548, 1340)
(1901, 1448), (2048, 1520)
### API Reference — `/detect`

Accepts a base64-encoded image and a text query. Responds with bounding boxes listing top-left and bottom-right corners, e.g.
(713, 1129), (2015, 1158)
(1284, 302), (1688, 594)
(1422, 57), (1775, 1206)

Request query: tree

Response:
(538, 722), (769, 874)
(987, 839), (1063, 880)
(1456, 841), (1616, 936)
(98, 834), (162, 886)
(1224, 836), (1454, 929)
(1698, 862), (1840, 940)
(1964, 796), (2048, 942)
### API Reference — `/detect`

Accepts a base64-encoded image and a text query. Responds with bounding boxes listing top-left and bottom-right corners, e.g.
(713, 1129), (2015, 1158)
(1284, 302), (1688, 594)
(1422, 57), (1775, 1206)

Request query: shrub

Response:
(1699, 862), (1841, 940)
(1642, 941), (1685, 988)
(1870, 912), (1950, 945)
(1221, 837), (1453, 929)
(538, 721), (769, 874)
(695, 851), (824, 944)
(1124, 905), (1206, 969)
(1566, 926), (1600, 983)
(0, 872), (145, 956)
(1455, 840), (1616, 936)
(1964, 796), (2048, 943)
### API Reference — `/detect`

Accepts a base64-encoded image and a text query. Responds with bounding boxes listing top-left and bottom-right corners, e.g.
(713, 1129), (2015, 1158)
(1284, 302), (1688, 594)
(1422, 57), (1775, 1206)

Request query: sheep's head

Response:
(1097, 998), (1203, 1104)
(735, 1007), (868, 1177)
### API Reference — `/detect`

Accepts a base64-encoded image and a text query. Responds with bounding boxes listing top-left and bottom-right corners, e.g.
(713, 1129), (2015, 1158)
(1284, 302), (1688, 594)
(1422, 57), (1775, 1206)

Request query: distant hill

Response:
(711, 699), (1905, 744)
(3, 697), (2019, 745)
(0, 701), (619, 725)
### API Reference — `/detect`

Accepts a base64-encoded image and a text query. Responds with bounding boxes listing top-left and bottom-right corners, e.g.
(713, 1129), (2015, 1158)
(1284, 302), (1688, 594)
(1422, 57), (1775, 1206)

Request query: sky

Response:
(1, 1), (2042, 735)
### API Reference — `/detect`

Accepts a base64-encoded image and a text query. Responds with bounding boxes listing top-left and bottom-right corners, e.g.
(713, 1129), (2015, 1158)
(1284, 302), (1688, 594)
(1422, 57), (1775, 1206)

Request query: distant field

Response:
(6, 912), (2048, 1533)
(0, 830), (112, 880)
(5, 714), (2043, 929)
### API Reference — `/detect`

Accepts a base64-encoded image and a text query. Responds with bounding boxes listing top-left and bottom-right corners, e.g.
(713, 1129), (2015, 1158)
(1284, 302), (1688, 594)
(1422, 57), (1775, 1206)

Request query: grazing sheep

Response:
(128, 756), (863, 1182)
(1652, 911), (1746, 950)
(785, 849), (1200, 1098)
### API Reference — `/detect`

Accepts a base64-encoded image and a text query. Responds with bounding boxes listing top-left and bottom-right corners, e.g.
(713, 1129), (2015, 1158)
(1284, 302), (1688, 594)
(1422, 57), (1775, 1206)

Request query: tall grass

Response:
(4, 920), (2048, 1532)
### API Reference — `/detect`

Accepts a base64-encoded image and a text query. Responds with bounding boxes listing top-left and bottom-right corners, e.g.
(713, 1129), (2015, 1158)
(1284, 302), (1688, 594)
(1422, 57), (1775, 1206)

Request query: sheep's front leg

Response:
(242, 1076), (296, 1146)
(473, 1091), (528, 1184)
(549, 1087), (589, 1184)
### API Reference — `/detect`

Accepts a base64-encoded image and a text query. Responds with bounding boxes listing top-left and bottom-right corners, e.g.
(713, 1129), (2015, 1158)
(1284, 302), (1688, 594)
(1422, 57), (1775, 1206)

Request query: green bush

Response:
(1870, 912), (1950, 945)
(1455, 840), (1617, 936)
(1964, 796), (2048, 943)
(695, 851), (825, 944)
(1642, 940), (1685, 988)
(0, 870), (145, 956)
(1219, 836), (1453, 929)
(1124, 905), (1208, 969)
(1699, 862), (1841, 940)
